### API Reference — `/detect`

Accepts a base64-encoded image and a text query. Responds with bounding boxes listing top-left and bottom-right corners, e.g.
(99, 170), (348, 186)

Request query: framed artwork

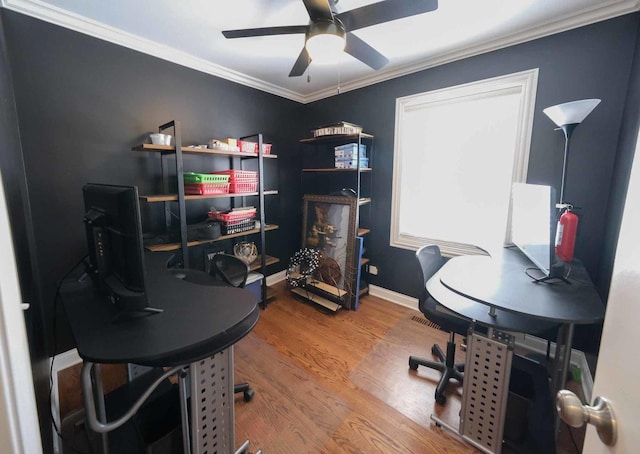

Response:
(302, 194), (358, 307)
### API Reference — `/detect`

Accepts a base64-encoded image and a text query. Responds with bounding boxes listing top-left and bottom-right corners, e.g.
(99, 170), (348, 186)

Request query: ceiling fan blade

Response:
(289, 47), (311, 77)
(303, 0), (334, 22)
(222, 25), (308, 39)
(337, 0), (438, 32)
(344, 33), (389, 70)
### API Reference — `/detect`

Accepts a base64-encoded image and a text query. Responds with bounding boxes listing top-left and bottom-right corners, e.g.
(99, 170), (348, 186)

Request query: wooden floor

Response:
(233, 282), (585, 454)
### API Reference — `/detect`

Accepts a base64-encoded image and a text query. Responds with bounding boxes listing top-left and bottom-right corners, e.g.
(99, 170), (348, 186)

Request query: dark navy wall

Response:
(302, 15), (640, 353)
(599, 19), (640, 300)
(1, 8), (305, 376)
(2, 9), (640, 452)
(0, 12), (53, 452)
(304, 15), (638, 305)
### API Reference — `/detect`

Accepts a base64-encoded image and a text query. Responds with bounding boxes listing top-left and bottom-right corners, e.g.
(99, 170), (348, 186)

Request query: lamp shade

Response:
(543, 99), (601, 127)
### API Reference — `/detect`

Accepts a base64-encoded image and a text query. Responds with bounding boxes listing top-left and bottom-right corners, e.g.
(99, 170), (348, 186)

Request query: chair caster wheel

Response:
(409, 359), (418, 370)
(243, 389), (254, 402)
(435, 392), (446, 405)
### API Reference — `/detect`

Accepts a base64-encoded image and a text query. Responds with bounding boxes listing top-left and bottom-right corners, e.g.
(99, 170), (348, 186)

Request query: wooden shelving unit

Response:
(134, 122), (279, 308)
(298, 130), (374, 310)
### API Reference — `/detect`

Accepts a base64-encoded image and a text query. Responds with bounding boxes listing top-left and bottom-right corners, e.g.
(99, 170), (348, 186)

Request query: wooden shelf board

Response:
(358, 198), (372, 206)
(302, 168), (372, 172)
(359, 286), (370, 297)
(140, 190), (278, 202)
(361, 258), (370, 266)
(290, 287), (341, 312)
(358, 228), (370, 236)
(307, 280), (347, 298)
(145, 225), (279, 252)
(133, 143), (277, 158)
(249, 255), (279, 271)
(299, 133), (374, 144)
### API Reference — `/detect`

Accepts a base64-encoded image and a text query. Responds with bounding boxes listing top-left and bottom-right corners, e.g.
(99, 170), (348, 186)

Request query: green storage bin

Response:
(183, 172), (230, 184)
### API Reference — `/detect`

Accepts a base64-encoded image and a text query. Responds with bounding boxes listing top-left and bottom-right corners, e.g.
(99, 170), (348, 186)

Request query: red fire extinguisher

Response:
(555, 207), (579, 262)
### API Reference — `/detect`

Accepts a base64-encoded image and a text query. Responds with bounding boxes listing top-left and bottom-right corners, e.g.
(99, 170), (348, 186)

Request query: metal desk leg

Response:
(178, 368), (192, 454)
(459, 329), (515, 454)
(90, 364), (109, 454)
(81, 362), (184, 449)
(552, 323), (575, 436)
(188, 348), (235, 454)
(551, 323), (575, 396)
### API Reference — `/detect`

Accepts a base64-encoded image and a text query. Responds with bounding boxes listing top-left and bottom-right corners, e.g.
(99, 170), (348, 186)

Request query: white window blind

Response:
(391, 69), (538, 256)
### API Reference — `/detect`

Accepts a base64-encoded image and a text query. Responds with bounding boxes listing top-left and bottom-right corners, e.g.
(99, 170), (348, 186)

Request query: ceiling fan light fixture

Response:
(305, 20), (346, 64)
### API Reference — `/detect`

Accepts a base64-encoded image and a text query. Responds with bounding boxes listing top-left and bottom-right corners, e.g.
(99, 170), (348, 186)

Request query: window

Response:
(391, 69), (538, 256)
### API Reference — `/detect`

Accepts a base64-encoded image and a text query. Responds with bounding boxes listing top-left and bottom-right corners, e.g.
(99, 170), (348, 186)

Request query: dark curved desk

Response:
(428, 247), (604, 392)
(62, 251), (260, 454)
(427, 247), (605, 453)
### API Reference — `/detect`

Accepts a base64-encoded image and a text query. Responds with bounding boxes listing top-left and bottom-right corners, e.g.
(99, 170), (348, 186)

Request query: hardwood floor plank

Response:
(234, 283), (583, 453)
(234, 284), (474, 452)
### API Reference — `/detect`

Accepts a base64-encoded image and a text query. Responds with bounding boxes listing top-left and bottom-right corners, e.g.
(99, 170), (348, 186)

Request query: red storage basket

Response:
(211, 170), (257, 180)
(229, 180), (258, 193)
(184, 182), (230, 195)
(238, 141), (272, 155)
(208, 208), (257, 222)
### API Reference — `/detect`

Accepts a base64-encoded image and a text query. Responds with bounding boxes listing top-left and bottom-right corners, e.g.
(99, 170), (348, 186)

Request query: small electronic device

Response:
(83, 183), (162, 322)
(511, 183), (566, 282)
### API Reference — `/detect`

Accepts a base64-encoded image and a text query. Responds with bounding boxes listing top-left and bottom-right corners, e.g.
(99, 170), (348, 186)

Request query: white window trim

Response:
(390, 68), (539, 256)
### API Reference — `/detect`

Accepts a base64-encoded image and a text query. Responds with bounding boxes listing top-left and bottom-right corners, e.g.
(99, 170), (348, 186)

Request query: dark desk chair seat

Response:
(409, 244), (470, 405)
(209, 253), (254, 402)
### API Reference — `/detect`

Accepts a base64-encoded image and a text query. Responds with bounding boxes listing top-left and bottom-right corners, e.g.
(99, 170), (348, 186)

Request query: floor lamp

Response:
(542, 98), (601, 207)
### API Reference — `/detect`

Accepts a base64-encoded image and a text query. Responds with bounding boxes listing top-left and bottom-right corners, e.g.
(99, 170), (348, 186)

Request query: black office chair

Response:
(209, 253), (255, 402)
(408, 244), (471, 405)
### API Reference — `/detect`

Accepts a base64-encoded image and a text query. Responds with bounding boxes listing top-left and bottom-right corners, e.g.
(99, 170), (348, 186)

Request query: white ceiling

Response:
(2, 0), (639, 103)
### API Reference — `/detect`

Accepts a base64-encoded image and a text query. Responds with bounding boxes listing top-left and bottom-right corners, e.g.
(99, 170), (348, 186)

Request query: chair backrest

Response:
(415, 244), (445, 289)
(209, 253), (250, 288)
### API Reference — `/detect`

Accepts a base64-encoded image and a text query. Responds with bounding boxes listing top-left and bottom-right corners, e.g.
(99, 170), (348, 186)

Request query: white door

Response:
(0, 172), (43, 453)
(581, 133), (640, 452)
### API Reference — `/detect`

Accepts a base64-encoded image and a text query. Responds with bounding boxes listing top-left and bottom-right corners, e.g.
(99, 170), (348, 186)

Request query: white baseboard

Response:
(266, 270), (286, 286)
(369, 284), (419, 310)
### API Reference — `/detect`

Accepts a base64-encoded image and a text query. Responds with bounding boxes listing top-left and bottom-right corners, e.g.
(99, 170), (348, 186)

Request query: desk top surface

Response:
(62, 252), (259, 367)
(433, 248), (605, 325)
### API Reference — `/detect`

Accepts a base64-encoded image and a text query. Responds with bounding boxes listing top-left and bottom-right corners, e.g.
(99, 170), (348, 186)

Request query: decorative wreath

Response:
(286, 248), (321, 288)
(314, 257), (342, 286)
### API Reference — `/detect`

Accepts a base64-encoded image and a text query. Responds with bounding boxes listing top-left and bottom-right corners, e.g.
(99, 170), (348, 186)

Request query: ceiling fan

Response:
(222, 0), (439, 77)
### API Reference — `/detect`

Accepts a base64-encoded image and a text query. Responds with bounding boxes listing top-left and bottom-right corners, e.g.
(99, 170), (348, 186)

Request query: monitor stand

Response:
(533, 261), (570, 284)
(105, 276), (163, 323)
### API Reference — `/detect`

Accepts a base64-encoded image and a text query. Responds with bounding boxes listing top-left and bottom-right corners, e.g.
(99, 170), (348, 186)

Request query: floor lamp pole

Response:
(559, 123), (578, 205)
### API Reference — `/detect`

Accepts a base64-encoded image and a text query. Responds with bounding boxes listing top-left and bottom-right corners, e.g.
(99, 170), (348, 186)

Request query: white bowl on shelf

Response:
(150, 133), (165, 145)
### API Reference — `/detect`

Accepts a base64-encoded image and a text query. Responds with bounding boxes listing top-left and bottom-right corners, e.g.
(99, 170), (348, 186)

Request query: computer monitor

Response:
(83, 183), (162, 322)
(511, 183), (565, 282)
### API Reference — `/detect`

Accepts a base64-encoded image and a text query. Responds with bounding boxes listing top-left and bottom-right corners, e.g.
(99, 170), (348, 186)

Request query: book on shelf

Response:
(231, 206), (255, 212)
(312, 121), (363, 137)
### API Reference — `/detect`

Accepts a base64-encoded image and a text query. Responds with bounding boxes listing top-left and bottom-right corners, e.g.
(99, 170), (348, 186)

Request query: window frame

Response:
(390, 69), (539, 256)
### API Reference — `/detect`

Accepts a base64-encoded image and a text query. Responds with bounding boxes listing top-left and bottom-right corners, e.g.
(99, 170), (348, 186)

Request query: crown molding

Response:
(299, 0), (640, 103)
(3, 0), (639, 104)
(1, 0), (308, 103)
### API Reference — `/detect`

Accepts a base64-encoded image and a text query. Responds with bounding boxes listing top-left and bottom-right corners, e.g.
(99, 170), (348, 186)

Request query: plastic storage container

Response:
(238, 141), (272, 155)
(334, 143), (367, 158)
(245, 272), (264, 302)
(184, 182), (230, 195)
